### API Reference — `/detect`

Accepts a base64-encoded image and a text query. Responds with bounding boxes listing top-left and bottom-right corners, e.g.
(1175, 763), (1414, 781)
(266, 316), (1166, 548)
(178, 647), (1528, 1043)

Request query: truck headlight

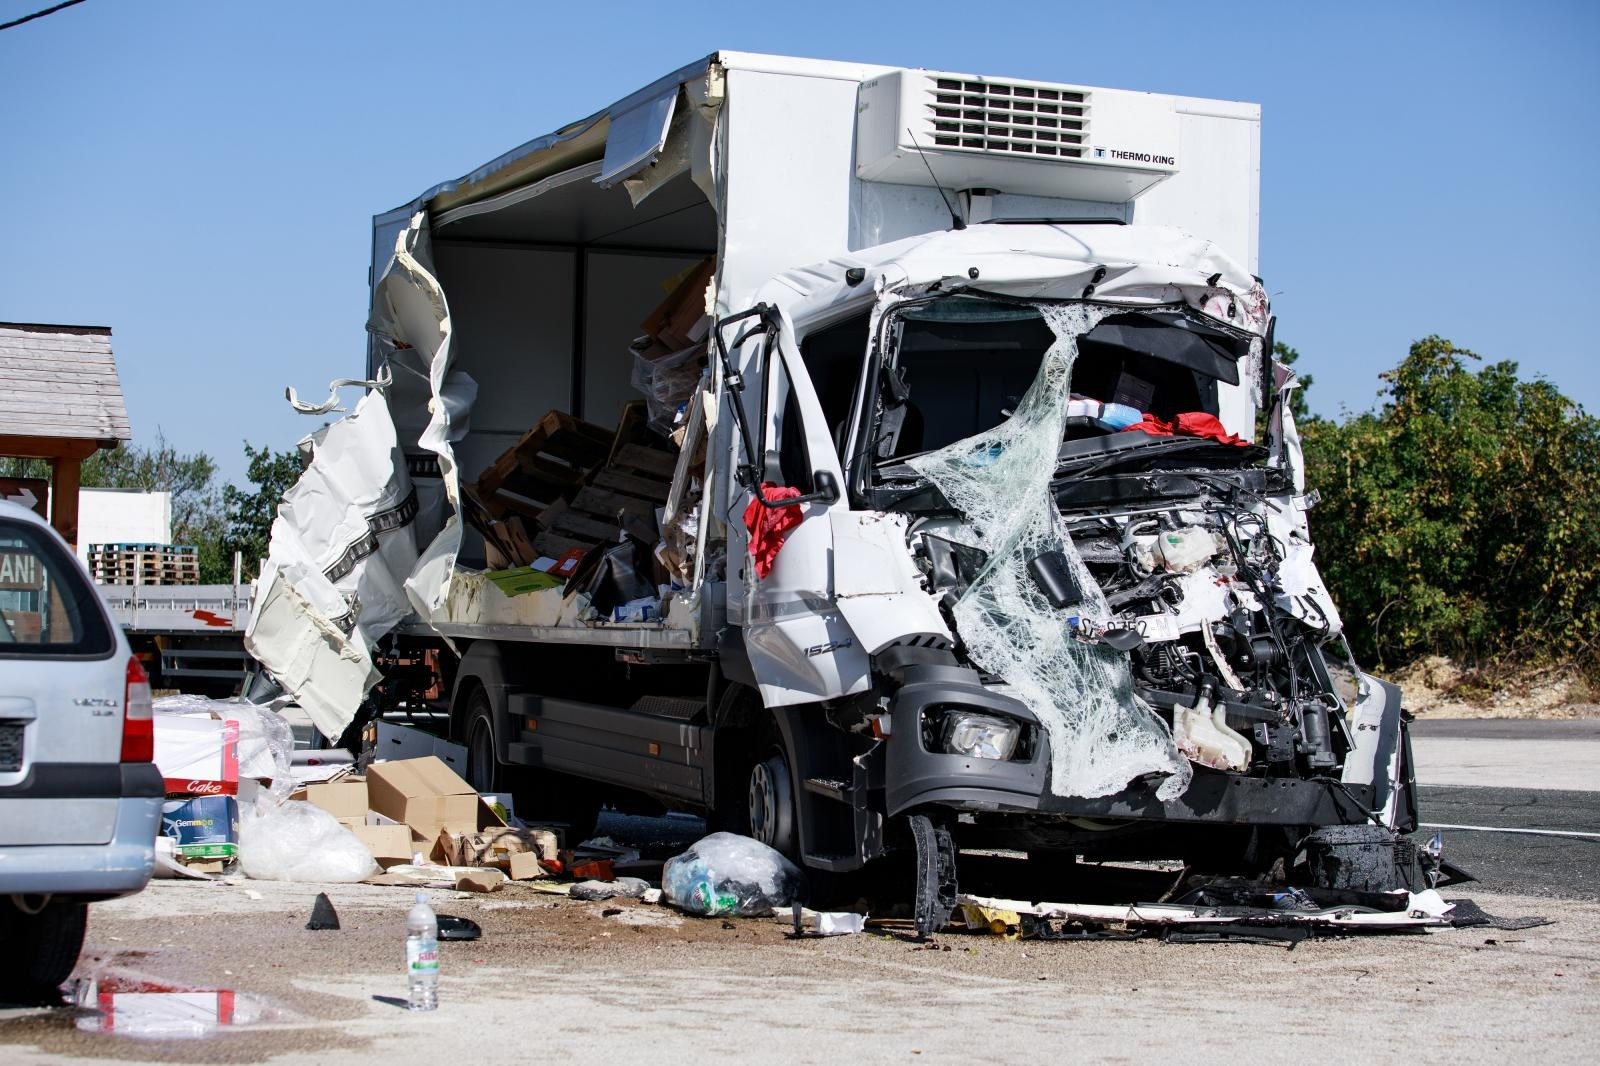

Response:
(942, 712), (1021, 761)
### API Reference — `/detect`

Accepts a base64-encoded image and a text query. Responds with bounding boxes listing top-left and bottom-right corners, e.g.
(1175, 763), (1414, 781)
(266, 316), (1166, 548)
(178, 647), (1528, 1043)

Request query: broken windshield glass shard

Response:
(908, 303), (1191, 801)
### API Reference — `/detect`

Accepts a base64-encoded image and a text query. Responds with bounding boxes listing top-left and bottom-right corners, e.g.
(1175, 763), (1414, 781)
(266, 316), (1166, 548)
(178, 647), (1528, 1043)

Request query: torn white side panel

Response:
(365, 212), (466, 623)
(245, 391), (416, 738)
(251, 212), (467, 739)
(246, 563), (380, 742)
(831, 510), (952, 655)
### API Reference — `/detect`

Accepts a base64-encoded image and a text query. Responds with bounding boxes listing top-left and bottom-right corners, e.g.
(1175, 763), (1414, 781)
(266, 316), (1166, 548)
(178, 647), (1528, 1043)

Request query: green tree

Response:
(223, 443), (302, 579)
(1302, 336), (1600, 681)
(3, 435), (233, 582)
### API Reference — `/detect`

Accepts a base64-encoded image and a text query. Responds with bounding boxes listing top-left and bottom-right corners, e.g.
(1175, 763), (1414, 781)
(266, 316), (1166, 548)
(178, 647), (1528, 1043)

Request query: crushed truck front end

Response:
(722, 223), (1420, 907)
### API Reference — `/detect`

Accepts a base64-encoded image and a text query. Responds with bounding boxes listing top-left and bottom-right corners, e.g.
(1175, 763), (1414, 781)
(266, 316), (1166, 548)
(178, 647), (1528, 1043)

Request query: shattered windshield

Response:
(869, 296), (1252, 471)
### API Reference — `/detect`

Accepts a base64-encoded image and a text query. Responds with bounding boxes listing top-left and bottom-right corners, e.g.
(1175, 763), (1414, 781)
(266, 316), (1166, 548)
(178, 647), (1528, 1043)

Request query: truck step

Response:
(802, 777), (854, 802)
(626, 696), (704, 721)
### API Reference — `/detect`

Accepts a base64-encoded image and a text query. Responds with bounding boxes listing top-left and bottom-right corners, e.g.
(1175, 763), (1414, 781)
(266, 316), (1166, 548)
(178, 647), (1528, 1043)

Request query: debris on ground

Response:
(662, 833), (805, 917)
(1444, 899), (1553, 930)
(436, 915), (483, 941)
(306, 892), (340, 930)
(785, 906), (868, 937)
(951, 882), (1460, 941)
(570, 877), (651, 901)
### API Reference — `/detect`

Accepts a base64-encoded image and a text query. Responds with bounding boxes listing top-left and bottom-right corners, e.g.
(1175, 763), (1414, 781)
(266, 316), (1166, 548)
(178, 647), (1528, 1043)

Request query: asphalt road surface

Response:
(1, 721), (1594, 1064)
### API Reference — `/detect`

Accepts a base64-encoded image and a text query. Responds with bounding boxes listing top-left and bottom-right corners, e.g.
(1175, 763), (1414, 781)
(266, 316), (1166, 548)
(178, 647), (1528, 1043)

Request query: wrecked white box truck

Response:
(249, 52), (1423, 931)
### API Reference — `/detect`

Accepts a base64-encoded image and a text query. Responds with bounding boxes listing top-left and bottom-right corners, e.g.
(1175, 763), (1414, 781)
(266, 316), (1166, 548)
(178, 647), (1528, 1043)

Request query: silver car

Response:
(0, 500), (162, 1001)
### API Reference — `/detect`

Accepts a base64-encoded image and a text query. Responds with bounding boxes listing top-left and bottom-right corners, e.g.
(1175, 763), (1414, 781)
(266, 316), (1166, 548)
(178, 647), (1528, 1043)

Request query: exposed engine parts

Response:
(904, 442), (1350, 782)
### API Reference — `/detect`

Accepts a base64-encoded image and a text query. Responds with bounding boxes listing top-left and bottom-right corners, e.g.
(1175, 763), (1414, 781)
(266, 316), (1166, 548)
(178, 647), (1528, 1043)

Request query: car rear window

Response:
(0, 519), (114, 657)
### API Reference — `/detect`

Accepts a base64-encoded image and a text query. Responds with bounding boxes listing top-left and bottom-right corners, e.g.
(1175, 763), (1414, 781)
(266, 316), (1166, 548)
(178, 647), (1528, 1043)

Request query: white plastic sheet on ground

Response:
(908, 304), (1191, 801)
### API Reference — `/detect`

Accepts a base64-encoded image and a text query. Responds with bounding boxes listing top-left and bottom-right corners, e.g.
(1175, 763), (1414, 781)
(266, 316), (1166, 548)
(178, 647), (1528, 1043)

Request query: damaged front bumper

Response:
(885, 663), (1403, 831)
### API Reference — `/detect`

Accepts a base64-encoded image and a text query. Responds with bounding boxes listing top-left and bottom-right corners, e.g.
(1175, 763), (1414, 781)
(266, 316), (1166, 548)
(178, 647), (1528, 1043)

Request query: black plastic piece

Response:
(1098, 628), (1146, 653)
(1026, 550), (1082, 608)
(1302, 825), (1425, 893)
(437, 915), (482, 941)
(844, 267), (866, 286)
(306, 893), (340, 930)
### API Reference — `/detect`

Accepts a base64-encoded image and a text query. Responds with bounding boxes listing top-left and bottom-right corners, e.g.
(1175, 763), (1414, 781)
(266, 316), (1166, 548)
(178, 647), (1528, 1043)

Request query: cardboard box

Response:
(372, 722), (469, 778)
(352, 824), (419, 869)
(365, 756), (481, 838)
(160, 795), (240, 863)
(508, 850), (549, 881)
(293, 779), (368, 823)
(432, 826), (558, 869)
(154, 716), (240, 796)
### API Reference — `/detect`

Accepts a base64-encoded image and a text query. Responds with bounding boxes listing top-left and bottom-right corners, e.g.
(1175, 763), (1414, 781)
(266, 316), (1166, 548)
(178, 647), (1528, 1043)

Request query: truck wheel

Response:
(461, 688), (602, 842)
(463, 691), (499, 794)
(0, 898), (86, 1003)
(747, 747), (797, 857)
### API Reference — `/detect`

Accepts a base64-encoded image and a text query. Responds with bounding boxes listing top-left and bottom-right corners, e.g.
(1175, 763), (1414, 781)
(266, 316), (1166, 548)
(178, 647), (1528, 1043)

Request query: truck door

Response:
(724, 306), (870, 707)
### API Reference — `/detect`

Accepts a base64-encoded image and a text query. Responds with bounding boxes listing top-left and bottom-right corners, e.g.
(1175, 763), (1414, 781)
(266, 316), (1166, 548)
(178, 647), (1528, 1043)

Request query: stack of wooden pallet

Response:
(471, 404), (678, 568)
(88, 543), (200, 586)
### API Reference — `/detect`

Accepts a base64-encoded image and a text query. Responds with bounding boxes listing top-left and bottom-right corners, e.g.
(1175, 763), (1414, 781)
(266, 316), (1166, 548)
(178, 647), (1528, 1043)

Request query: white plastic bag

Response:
(240, 800), (378, 883)
(661, 832), (805, 917)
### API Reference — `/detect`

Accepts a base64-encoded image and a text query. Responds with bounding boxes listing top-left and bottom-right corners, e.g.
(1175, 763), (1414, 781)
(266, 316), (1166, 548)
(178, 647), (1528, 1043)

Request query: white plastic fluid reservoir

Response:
(1155, 527), (1220, 573)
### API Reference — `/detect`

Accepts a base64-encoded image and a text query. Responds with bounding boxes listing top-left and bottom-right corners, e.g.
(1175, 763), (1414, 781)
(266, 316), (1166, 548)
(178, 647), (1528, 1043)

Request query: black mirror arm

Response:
(749, 471), (840, 510)
(712, 302), (782, 493)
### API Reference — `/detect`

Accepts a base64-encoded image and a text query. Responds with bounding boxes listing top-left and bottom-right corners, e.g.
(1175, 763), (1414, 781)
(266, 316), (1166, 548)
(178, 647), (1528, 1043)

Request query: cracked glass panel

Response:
(908, 303), (1192, 800)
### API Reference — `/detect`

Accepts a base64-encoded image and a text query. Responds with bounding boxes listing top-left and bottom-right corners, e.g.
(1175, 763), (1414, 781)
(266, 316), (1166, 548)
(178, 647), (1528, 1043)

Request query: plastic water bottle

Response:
(406, 891), (439, 1011)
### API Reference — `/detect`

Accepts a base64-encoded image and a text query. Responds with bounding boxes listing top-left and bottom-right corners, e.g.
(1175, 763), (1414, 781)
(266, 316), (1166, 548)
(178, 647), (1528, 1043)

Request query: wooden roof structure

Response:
(0, 322), (132, 546)
(0, 322), (131, 445)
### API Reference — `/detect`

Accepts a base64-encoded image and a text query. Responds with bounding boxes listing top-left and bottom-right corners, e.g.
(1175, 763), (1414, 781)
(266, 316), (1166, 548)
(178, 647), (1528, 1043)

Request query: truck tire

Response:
(460, 687), (601, 842)
(747, 745), (797, 857)
(0, 898), (86, 1003)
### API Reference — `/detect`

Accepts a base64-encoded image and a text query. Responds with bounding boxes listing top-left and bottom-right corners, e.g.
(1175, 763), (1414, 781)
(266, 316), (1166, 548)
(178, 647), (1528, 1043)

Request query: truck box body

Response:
(248, 52), (1420, 912)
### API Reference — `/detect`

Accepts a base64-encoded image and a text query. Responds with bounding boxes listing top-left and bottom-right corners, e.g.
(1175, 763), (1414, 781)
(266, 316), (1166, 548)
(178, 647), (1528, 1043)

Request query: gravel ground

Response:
(0, 875), (1595, 1065)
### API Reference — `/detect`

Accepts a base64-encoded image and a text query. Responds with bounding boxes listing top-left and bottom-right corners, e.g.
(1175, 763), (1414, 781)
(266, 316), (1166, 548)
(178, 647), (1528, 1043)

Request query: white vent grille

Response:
(855, 70), (1180, 202)
(926, 78), (1089, 159)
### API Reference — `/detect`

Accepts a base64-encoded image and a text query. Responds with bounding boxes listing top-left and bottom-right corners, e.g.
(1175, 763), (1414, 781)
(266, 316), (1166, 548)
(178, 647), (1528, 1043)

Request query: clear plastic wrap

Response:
(239, 800), (379, 883)
(907, 304), (1191, 801)
(661, 832), (805, 917)
(630, 344), (704, 434)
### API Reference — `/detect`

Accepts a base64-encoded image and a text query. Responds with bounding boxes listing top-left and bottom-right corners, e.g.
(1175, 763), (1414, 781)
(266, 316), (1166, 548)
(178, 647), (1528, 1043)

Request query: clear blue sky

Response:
(2, 1), (1596, 485)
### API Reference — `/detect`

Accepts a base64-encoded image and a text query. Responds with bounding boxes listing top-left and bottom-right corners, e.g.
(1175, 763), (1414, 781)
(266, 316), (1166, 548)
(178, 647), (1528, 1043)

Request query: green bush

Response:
(1301, 336), (1600, 681)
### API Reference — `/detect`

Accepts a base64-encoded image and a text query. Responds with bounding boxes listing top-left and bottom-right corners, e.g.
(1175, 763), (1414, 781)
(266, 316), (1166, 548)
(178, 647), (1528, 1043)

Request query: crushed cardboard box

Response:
(431, 826), (558, 871)
(366, 756), (500, 839)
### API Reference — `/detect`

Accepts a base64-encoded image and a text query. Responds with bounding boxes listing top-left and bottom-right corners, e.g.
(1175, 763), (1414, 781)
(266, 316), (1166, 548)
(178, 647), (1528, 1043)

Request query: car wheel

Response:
(0, 898), (87, 1003)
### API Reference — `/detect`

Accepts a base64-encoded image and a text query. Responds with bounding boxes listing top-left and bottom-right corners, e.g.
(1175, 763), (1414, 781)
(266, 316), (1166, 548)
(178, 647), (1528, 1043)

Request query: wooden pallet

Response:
(472, 403), (679, 568)
(475, 410), (613, 513)
(90, 544), (200, 586)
